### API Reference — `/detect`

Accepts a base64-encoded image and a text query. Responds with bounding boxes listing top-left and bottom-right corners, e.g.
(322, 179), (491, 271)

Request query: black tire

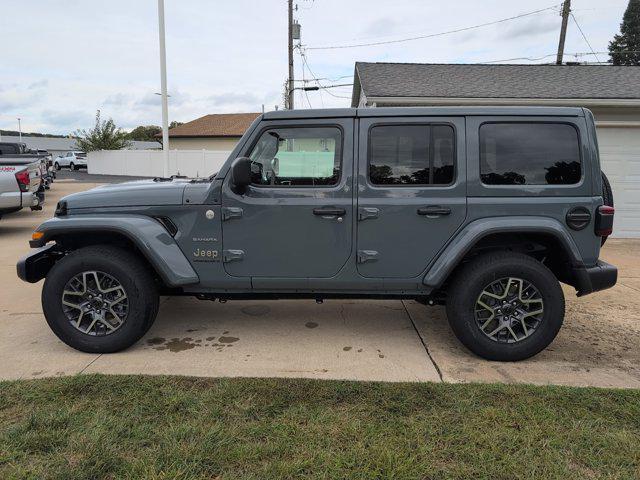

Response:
(70, 162), (76, 170)
(54, 162), (60, 171)
(601, 171), (614, 246)
(42, 245), (159, 353)
(446, 251), (565, 361)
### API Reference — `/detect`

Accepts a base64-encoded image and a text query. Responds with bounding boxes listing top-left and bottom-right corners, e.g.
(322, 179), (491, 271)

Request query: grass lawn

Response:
(1, 375), (639, 479)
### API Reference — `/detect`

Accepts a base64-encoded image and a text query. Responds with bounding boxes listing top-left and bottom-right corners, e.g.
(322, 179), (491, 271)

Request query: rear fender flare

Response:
(31, 215), (199, 287)
(423, 216), (582, 289)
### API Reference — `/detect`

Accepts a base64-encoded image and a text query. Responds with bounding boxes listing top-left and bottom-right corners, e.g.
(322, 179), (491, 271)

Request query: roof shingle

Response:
(353, 62), (640, 106)
(167, 112), (260, 137)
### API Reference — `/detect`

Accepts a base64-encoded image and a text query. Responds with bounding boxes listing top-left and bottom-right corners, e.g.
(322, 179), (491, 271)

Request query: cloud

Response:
(27, 79), (48, 90)
(205, 92), (261, 107)
(0, 87), (42, 112)
(359, 18), (403, 38)
(103, 92), (132, 106)
(498, 14), (559, 40)
(41, 110), (94, 132)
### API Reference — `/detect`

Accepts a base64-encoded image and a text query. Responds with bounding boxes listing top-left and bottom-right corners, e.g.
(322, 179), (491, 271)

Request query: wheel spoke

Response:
(506, 325), (518, 341)
(488, 323), (506, 337)
(61, 270), (128, 337)
(83, 315), (100, 334)
(520, 318), (529, 336)
(475, 276), (544, 344)
(62, 300), (83, 311)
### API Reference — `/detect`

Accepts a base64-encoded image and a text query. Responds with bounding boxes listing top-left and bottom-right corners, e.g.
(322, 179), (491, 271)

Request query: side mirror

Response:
(230, 157), (252, 194)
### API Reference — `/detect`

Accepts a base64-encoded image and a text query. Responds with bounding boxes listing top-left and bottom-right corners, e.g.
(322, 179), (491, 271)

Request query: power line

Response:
(300, 55), (313, 108)
(483, 50), (640, 64)
(570, 13), (601, 63)
(298, 51), (353, 99)
(306, 4), (561, 50)
(293, 74), (353, 82)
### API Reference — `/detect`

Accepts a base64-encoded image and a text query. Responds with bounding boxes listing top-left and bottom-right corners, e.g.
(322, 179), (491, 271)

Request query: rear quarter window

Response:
(480, 123), (581, 185)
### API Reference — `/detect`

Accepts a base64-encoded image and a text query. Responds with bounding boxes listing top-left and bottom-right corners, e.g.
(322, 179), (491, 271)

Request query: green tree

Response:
(169, 121), (184, 129)
(73, 110), (131, 151)
(127, 125), (161, 141)
(609, 0), (640, 65)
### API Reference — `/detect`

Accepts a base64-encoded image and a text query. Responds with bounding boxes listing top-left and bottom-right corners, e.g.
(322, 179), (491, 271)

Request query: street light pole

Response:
(17, 117), (22, 142)
(157, 0), (170, 177)
(287, 0), (294, 110)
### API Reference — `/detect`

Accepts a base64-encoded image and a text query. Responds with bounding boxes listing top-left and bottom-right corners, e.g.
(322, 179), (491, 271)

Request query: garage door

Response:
(596, 126), (640, 238)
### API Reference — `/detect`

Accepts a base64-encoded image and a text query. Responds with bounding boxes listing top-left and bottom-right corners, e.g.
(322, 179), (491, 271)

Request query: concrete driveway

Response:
(1, 175), (639, 388)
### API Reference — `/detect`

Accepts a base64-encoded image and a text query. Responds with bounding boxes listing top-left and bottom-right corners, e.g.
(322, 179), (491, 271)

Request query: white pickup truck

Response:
(0, 155), (45, 219)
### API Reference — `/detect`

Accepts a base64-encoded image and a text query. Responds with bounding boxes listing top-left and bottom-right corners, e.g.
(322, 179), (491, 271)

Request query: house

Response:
(0, 135), (159, 157)
(351, 62), (640, 237)
(164, 112), (260, 151)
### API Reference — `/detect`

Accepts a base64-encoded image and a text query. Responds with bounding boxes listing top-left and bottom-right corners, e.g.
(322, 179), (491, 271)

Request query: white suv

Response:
(54, 151), (87, 170)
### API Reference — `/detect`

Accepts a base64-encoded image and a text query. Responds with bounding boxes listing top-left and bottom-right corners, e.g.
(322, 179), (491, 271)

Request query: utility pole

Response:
(287, 0), (294, 109)
(556, 0), (571, 65)
(157, 0), (170, 177)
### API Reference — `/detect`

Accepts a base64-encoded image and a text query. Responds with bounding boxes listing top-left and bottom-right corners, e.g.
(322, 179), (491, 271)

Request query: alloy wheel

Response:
(474, 277), (544, 343)
(61, 271), (129, 336)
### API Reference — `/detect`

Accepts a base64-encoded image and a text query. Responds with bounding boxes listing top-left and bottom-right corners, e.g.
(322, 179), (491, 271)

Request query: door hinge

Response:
(222, 249), (245, 262)
(357, 250), (379, 263)
(221, 207), (243, 221)
(358, 207), (379, 221)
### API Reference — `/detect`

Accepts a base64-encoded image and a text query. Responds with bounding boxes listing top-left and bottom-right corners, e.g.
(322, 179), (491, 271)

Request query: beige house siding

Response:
(169, 137), (240, 151)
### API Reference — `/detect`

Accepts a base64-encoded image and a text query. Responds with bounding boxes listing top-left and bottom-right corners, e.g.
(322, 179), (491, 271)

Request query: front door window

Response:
(249, 127), (342, 186)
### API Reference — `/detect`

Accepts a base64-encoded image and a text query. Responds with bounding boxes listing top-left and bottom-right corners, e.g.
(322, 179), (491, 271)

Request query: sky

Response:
(0, 0), (630, 135)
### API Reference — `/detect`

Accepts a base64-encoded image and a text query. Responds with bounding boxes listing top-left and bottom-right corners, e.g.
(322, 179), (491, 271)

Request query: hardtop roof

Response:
(262, 106), (584, 120)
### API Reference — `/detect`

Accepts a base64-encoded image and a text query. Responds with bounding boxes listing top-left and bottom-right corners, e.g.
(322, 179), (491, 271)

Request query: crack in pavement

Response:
(78, 354), (102, 375)
(401, 300), (443, 382)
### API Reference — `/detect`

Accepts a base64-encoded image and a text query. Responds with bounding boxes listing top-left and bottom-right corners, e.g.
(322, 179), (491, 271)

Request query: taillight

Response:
(15, 170), (30, 192)
(595, 205), (614, 237)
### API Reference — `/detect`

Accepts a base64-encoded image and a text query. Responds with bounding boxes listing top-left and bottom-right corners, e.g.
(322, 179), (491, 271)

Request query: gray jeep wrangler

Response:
(18, 107), (617, 361)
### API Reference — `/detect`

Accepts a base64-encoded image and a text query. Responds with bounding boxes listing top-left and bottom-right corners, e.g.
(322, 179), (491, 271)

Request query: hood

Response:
(63, 179), (188, 210)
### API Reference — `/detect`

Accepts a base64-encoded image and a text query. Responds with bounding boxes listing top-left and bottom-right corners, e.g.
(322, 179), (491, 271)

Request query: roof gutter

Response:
(364, 96), (640, 108)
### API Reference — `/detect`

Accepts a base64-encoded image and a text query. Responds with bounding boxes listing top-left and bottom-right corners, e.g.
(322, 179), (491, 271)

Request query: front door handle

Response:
(313, 207), (346, 217)
(417, 205), (451, 217)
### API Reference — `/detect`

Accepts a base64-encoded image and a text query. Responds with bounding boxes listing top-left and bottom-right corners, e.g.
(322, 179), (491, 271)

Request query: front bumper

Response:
(574, 260), (618, 297)
(16, 244), (58, 283)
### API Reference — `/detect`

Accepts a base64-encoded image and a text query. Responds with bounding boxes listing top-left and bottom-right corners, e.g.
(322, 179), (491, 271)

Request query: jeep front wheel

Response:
(42, 245), (159, 353)
(446, 252), (564, 361)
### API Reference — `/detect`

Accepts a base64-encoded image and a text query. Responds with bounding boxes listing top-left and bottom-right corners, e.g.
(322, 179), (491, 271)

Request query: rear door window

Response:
(480, 123), (581, 185)
(368, 124), (455, 185)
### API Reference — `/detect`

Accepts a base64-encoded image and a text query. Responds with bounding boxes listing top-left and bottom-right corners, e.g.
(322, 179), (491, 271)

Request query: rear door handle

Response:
(417, 205), (451, 217)
(313, 207), (346, 216)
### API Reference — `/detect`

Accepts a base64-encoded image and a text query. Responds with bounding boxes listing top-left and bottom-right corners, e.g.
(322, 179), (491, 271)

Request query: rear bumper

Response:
(574, 260), (618, 297)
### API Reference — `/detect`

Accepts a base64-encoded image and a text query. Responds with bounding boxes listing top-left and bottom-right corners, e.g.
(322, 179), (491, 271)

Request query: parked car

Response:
(54, 151), (87, 170)
(0, 143), (55, 189)
(0, 155), (45, 219)
(36, 150), (56, 188)
(18, 106), (616, 361)
(0, 141), (31, 155)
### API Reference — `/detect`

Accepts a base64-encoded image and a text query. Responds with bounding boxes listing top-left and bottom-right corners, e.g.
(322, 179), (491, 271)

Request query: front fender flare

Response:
(30, 215), (199, 287)
(423, 216), (582, 289)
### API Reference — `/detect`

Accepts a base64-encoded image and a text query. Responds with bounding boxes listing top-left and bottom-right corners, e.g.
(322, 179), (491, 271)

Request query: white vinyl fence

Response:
(87, 149), (232, 178)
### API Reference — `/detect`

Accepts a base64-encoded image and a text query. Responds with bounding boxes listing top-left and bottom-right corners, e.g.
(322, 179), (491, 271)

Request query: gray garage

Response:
(351, 62), (640, 237)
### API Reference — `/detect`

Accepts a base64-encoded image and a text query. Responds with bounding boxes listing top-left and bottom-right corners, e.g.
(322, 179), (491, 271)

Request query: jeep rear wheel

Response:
(42, 245), (159, 353)
(446, 252), (564, 361)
